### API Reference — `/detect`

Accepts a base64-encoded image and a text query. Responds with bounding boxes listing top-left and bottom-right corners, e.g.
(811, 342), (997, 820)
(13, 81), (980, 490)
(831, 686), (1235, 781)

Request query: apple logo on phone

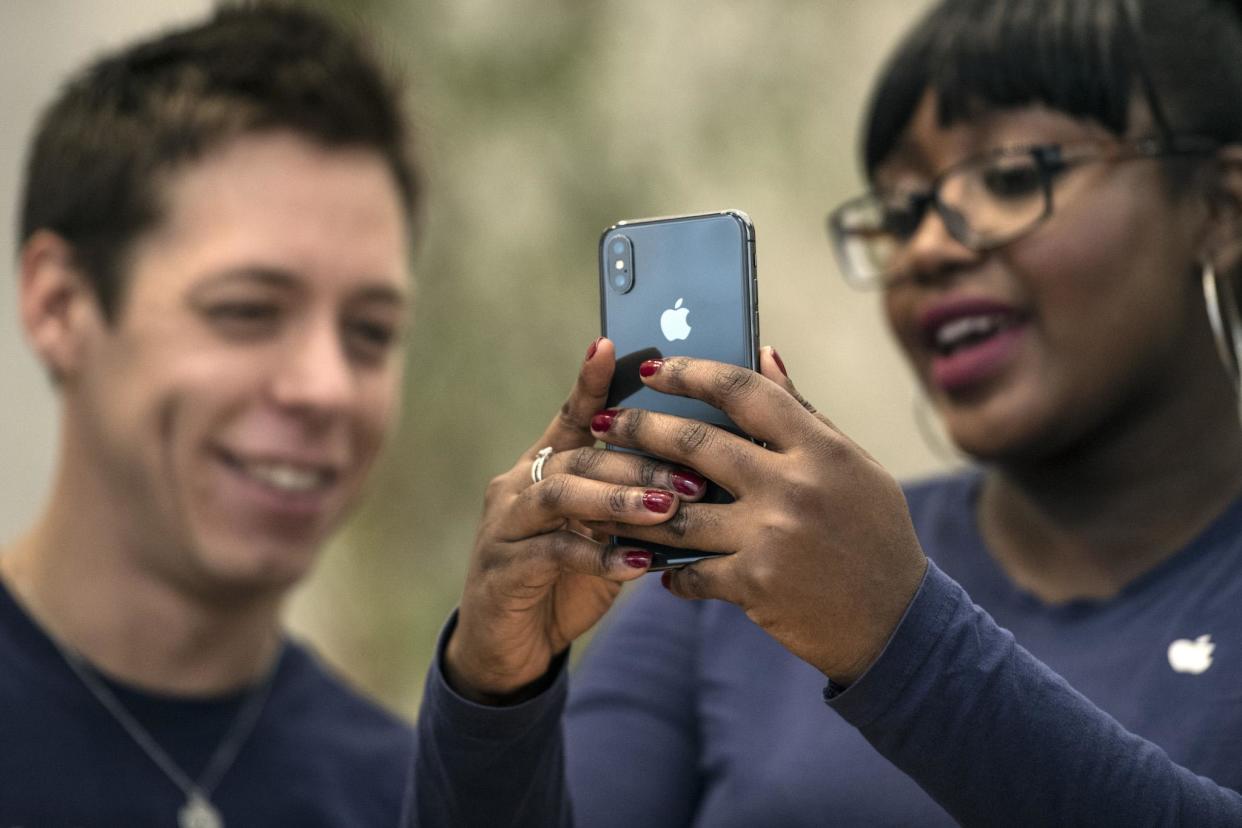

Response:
(661, 297), (692, 342)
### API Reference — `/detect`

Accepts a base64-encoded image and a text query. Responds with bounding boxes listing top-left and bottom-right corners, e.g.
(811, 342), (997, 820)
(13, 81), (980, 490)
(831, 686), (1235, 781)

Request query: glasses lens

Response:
(829, 194), (911, 287)
(942, 153), (1049, 248)
(830, 149), (1057, 288)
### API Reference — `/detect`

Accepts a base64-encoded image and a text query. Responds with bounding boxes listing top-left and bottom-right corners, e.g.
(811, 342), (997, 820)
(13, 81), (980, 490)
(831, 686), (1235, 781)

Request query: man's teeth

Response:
(934, 314), (1009, 353)
(242, 462), (328, 493)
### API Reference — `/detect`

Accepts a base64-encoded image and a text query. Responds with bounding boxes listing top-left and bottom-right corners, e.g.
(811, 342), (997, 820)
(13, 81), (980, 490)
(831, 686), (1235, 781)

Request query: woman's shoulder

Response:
(898, 468), (990, 578)
(901, 468), (982, 526)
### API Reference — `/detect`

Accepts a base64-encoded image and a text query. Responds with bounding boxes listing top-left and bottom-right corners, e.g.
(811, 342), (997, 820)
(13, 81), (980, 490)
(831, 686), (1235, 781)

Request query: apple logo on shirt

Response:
(1167, 634), (1215, 674)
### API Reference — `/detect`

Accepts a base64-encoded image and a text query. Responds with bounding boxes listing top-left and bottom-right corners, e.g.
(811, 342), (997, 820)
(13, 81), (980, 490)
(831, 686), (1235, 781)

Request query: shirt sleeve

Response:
(409, 611), (572, 828)
(564, 579), (705, 827)
(827, 561), (1242, 826)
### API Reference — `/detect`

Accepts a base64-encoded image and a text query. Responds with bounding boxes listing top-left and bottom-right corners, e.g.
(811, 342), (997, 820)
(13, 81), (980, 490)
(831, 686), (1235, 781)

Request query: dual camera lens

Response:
(607, 235), (634, 294)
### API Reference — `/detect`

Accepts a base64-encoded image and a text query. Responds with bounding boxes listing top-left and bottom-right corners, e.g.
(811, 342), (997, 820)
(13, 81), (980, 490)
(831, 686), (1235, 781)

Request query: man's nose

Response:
(269, 318), (354, 419)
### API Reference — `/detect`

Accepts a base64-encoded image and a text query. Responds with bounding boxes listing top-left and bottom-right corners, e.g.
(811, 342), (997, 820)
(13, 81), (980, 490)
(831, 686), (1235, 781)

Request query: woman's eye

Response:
(881, 197), (928, 240)
(981, 162), (1044, 200)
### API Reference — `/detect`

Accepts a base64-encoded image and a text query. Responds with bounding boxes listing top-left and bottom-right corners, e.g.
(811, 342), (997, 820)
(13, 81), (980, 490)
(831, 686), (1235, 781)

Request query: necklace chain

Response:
(53, 636), (280, 825)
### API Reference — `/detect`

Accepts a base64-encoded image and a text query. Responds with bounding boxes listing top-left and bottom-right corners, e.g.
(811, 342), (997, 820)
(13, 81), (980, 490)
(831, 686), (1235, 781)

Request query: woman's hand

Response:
(586, 347), (928, 685)
(445, 338), (707, 703)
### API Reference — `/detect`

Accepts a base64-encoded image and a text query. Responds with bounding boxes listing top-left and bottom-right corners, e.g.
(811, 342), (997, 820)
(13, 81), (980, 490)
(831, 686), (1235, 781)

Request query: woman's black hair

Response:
(862, 0), (1242, 176)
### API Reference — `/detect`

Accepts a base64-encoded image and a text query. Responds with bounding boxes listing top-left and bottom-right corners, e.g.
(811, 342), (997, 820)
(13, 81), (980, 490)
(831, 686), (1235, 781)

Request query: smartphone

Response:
(599, 210), (759, 570)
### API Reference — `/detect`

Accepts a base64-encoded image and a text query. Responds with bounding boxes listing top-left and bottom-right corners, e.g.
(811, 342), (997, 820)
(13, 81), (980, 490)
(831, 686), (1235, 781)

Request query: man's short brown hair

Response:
(19, 2), (419, 320)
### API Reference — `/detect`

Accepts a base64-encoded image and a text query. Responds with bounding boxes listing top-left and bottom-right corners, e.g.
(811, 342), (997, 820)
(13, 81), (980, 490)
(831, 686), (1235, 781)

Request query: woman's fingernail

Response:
(670, 471), (706, 497)
(771, 348), (788, 377)
(623, 550), (652, 569)
(639, 359), (664, 378)
(591, 409), (619, 433)
(643, 490), (675, 513)
(586, 337), (601, 361)
(661, 571), (673, 590)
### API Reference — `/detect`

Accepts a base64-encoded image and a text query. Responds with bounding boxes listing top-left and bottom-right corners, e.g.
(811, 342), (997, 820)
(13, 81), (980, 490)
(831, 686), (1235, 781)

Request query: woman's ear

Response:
(19, 230), (103, 383)
(1203, 146), (1242, 270)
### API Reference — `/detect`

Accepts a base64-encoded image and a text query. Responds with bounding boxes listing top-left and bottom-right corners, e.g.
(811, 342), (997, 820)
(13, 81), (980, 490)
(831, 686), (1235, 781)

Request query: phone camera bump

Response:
(607, 234), (634, 293)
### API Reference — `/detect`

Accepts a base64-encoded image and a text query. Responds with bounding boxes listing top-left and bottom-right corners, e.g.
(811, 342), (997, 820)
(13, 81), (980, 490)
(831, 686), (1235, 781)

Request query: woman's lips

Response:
(929, 323), (1028, 393)
(918, 298), (1029, 394)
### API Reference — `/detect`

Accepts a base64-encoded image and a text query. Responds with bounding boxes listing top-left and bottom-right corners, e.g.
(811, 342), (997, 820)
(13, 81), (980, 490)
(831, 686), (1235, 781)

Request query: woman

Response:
(434, 0), (1242, 823)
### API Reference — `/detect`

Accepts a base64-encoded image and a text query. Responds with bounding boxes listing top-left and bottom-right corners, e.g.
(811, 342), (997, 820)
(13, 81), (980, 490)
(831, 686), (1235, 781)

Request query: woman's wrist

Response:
(442, 624), (562, 706)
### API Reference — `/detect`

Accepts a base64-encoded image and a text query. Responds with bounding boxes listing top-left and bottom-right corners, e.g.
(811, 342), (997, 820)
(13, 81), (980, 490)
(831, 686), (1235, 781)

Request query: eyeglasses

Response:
(827, 135), (1217, 289)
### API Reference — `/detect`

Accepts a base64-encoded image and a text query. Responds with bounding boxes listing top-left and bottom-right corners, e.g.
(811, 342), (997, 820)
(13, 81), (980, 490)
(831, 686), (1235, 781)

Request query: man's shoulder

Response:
(273, 639), (414, 756)
(248, 640), (416, 819)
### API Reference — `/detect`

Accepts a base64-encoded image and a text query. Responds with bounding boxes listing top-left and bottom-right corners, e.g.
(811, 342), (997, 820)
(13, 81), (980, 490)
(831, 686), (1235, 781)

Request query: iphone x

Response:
(599, 210), (759, 569)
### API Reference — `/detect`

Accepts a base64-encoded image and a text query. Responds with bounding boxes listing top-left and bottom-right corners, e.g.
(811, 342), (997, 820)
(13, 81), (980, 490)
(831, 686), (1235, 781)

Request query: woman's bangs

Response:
(863, 0), (1133, 175)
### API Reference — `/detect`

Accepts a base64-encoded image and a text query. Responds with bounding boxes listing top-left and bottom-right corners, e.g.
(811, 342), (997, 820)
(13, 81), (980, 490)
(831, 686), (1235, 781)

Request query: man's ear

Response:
(1204, 146), (1242, 271)
(19, 230), (104, 383)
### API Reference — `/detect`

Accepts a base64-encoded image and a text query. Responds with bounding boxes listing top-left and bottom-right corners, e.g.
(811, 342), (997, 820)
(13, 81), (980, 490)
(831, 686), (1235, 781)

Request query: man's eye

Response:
(345, 319), (399, 362)
(205, 303), (279, 325)
(351, 321), (394, 346)
(981, 162), (1044, 200)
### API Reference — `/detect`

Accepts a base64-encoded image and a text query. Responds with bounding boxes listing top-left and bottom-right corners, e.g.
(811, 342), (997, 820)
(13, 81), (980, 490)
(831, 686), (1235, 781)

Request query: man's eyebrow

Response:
(192, 268), (409, 307)
(352, 284), (408, 308)
(195, 267), (301, 290)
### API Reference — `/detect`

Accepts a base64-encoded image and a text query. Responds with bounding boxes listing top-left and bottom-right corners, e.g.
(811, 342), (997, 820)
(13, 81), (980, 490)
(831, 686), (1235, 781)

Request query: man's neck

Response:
(1, 507), (283, 697)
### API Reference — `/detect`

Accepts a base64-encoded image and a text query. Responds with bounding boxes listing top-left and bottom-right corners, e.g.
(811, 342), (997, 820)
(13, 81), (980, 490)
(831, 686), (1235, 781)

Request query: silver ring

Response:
(530, 446), (554, 483)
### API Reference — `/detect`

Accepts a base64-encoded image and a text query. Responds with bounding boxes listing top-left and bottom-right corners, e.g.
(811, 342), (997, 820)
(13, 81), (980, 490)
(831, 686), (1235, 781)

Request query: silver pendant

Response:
(179, 793), (223, 828)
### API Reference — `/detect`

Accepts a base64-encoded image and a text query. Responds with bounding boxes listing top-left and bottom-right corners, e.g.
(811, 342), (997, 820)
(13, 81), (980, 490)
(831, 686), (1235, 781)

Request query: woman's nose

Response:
(890, 204), (981, 286)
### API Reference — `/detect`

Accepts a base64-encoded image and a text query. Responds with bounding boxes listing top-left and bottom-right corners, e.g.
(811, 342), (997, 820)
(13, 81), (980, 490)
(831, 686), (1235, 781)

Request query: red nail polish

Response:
(643, 490), (674, 513)
(661, 571), (673, 590)
(623, 550), (652, 569)
(591, 409), (619, 433)
(639, 359), (664, 378)
(670, 471), (706, 497)
(586, 337), (601, 361)
(772, 348), (788, 377)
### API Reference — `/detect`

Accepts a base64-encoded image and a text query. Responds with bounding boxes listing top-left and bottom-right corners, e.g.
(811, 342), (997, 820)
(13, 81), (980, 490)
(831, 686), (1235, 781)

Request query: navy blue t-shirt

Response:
(0, 580), (415, 826)
(888, 472), (1242, 787)
(553, 469), (1242, 824)
(412, 470), (1242, 825)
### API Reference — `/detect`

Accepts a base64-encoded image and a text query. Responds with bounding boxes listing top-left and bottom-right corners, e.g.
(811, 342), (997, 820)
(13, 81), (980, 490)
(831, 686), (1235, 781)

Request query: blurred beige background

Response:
(1, 0), (948, 717)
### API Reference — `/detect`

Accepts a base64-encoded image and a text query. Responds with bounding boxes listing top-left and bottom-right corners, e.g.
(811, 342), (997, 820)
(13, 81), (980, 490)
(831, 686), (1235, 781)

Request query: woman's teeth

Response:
(933, 314), (1013, 355)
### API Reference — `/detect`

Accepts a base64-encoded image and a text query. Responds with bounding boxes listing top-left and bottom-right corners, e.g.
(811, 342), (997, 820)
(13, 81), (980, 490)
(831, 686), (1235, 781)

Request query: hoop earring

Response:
(1201, 257), (1242, 425)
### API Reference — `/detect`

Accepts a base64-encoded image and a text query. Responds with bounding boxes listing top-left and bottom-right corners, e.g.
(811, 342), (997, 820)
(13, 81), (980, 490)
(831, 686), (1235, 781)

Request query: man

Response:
(2, 4), (420, 824)
(1, 1), (704, 822)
